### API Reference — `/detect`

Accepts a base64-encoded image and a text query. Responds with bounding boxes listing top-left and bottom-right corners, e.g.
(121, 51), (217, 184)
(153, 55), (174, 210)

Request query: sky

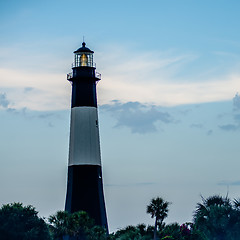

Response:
(1, 0), (240, 232)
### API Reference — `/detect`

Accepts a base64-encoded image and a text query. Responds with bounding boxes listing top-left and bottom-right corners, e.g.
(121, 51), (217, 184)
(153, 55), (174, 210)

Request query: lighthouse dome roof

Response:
(74, 42), (94, 54)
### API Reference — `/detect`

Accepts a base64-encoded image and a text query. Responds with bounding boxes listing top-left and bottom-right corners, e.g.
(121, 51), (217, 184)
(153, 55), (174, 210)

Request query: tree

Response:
(193, 195), (240, 240)
(69, 211), (94, 239)
(86, 225), (113, 240)
(114, 225), (142, 240)
(0, 202), (51, 240)
(114, 225), (152, 240)
(231, 198), (240, 238)
(49, 210), (70, 240)
(158, 222), (205, 240)
(147, 197), (170, 240)
(179, 222), (206, 240)
(49, 210), (94, 240)
(160, 223), (180, 240)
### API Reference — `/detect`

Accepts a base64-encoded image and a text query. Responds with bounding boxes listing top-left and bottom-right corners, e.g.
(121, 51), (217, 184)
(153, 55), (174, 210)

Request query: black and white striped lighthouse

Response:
(65, 42), (108, 231)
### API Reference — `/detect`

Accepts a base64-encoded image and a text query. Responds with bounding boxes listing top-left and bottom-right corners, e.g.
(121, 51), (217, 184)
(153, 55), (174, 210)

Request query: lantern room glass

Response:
(74, 52), (94, 67)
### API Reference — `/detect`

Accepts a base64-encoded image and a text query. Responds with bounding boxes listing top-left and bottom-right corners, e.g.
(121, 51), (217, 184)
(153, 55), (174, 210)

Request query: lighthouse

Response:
(65, 42), (108, 231)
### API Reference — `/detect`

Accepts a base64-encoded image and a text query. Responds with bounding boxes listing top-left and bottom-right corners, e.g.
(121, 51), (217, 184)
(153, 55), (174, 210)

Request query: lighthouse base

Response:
(65, 165), (108, 230)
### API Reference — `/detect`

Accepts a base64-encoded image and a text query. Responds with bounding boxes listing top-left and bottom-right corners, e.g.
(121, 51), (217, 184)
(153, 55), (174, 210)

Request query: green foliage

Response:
(113, 222), (205, 240)
(147, 197), (170, 240)
(161, 236), (174, 240)
(114, 225), (142, 240)
(49, 210), (109, 240)
(0, 202), (51, 240)
(160, 223), (181, 239)
(114, 224), (153, 240)
(3, 194), (240, 240)
(146, 197), (170, 221)
(49, 211), (70, 239)
(86, 225), (111, 240)
(193, 195), (240, 240)
(69, 211), (94, 238)
(159, 222), (205, 240)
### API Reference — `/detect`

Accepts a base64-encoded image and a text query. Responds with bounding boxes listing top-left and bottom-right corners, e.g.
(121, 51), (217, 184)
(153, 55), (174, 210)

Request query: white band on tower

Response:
(68, 106), (101, 166)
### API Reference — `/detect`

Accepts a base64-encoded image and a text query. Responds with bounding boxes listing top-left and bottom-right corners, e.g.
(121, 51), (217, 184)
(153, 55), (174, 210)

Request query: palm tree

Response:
(193, 195), (233, 240)
(49, 210), (94, 240)
(233, 198), (240, 210)
(49, 211), (70, 240)
(231, 198), (240, 238)
(147, 197), (170, 240)
(68, 211), (94, 240)
(86, 225), (110, 240)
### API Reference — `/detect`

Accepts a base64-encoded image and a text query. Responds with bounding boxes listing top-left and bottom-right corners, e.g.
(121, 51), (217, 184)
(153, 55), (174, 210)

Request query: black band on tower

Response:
(70, 67), (99, 108)
(71, 80), (97, 108)
(65, 165), (108, 229)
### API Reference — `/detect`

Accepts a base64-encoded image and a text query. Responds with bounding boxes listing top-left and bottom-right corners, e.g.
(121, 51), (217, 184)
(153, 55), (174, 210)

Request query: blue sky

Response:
(1, 0), (240, 232)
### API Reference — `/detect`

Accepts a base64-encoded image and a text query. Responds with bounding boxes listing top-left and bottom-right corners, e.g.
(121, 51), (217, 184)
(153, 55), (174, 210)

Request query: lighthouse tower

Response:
(65, 42), (108, 230)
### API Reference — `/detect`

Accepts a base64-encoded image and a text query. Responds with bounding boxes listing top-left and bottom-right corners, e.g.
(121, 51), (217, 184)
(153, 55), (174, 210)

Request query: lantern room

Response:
(73, 42), (94, 68)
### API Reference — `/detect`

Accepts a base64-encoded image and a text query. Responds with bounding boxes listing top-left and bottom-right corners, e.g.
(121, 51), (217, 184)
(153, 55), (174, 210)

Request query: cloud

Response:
(48, 122), (54, 128)
(38, 113), (56, 119)
(1, 44), (240, 111)
(98, 74), (240, 107)
(207, 130), (213, 135)
(218, 180), (240, 186)
(24, 87), (34, 92)
(219, 93), (240, 131)
(233, 93), (240, 110)
(100, 101), (173, 134)
(0, 93), (10, 108)
(219, 124), (239, 131)
(234, 114), (240, 121)
(190, 123), (203, 129)
(5, 107), (29, 117)
(97, 46), (240, 107)
(105, 182), (156, 188)
(0, 69), (71, 111)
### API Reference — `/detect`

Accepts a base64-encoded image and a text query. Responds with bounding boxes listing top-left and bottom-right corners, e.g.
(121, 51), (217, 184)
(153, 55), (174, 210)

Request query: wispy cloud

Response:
(219, 124), (239, 131)
(219, 93), (240, 131)
(38, 113), (56, 119)
(98, 73), (240, 107)
(207, 129), (213, 136)
(1, 44), (240, 111)
(97, 45), (240, 107)
(189, 123), (213, 136)
(190, 123), (203, 129)
(0, 93), (10, 108)
(100, 101), (173, 134)
(0, 43), (71, 111)
(0, 69), (70, 111)
(105, 182), (156, 188)
(24, 87), (34, 93)
(218, 180), (240, 186)
(234, 114), (240, 121)
(233, 93), (240, 110)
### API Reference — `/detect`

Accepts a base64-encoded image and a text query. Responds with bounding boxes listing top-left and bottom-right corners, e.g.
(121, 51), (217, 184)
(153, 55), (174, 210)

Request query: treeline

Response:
(1, 195), (240, 240)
